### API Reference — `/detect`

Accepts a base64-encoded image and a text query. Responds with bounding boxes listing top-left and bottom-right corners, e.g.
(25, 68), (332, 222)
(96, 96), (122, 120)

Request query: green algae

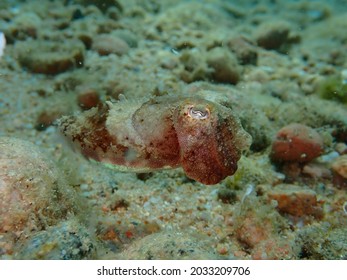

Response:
(318, 75), (347, 104)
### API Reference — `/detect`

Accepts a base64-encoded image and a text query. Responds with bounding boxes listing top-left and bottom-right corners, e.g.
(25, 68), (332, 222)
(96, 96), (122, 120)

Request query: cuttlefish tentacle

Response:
(58, 94), (251, 185)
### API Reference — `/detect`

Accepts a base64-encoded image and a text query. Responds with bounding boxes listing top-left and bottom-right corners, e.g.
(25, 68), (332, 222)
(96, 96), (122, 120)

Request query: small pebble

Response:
(217, 188), (238, 204)
(335, 142), (347, 155)
(331, 155), (347, 179)
(302, 163), (331, 179)
(331, 155), (347, 188)
(36, 111), (62, 131)
(92, 34), (129, 56)
(77, 89), (100, 110)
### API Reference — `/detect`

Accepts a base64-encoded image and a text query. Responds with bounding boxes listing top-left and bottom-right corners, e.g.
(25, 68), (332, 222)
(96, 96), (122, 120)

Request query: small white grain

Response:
(0, 32), (6, 58)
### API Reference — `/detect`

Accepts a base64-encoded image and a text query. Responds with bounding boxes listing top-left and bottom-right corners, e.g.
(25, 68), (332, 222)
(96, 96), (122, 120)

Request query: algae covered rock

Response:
(331, 154), (347, 188)
(92, 34), (129, 56)
(16, 219), (95, 260)
(0, 137), (80, 257)
(206, 47), (241, 85)
(331, 155), (347, 179)
(227, 37), (258, 65)
(255, 20), (294, 51)
(318, 75), (347, 104)
(118, 231), (219, 260)
(16, 39), (85, 74)
(4, 12), (41, 42)
(297, 224), (347, 260)
(179, 50), (210, 83)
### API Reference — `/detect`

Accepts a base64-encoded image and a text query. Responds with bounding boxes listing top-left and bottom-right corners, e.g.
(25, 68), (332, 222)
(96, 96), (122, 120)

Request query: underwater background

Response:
(0, 0), (346, 260)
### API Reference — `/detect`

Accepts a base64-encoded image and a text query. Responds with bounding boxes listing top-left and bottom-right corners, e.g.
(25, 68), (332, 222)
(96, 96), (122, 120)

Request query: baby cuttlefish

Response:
(58, 93), (251, 185)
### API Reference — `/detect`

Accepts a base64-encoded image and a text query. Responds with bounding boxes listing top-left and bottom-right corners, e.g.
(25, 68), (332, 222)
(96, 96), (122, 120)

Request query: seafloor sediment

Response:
(0, 0), (346, 260)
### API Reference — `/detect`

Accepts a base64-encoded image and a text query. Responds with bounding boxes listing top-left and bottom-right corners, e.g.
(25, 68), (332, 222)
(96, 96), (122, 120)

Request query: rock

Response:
(318, 75), (347, 104)
(160, 57), (178, 69)
(234, 204), (294, 259)
(179, 50), (210, 83)
(255, 21), (292, 51)
(297, 225), (347, 259)
(331, 155), (347, 179)
(267, 184), (323, 218)
(4, 12), (41, 42)
(16, 39), (85, 75)
(77, 89), (101, 110)
(271, 123), (324, 163)
(240, 107), (272, 152)
(112, 30), (138, 48)
(235, 214), (273, 249)
(0, 137), (80, 257)
(331, 155), (347, 188)
(36, 110), (63, 131)
(227, 37), (258, 65)
(92, 34), (129, 56)
(302, 163), (331, 179)
(335, 142), (347, 155)
(332, 126), (347, 143)
(16, 219), (95, 260)
(217, 188), (237, 204)
(206, 47), (241, 84)
(118, 231), (219, 260)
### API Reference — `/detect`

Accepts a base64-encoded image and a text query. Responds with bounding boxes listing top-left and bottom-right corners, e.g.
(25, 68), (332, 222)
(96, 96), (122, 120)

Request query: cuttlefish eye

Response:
(188, 106), (210, 120)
